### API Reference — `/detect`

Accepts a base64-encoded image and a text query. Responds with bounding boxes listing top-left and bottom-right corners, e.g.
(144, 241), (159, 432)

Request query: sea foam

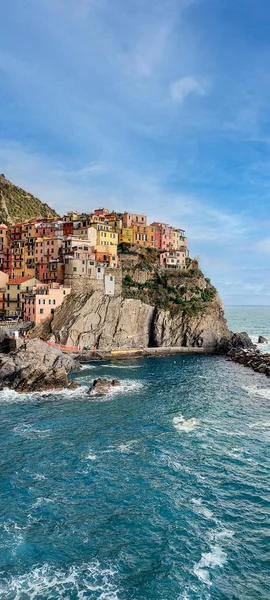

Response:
(243, 386), (270, 400)
(193, 545), (227, 586)
(0, 561), (119, 599)
(173, 415), (199, 433)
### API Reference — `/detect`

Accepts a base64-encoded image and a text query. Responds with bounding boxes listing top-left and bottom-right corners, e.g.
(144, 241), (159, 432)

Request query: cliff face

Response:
(34, 290), (230, 351)
(0, 174), (58, 225)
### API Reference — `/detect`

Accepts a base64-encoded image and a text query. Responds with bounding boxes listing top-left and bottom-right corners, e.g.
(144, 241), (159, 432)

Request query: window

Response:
(49, 299), (51, 305)
(51, 308), (55, 314)
(43, 299), (46, 305)
(110, 276), (113, 281)
(53, 300), (56, 305)
(73, 267), (77, 272)
(17, 285), (20, 290)
(40, 309), (44, 314)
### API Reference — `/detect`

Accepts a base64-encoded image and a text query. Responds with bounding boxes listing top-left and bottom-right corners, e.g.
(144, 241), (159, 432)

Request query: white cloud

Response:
(170, 75), (209, 104)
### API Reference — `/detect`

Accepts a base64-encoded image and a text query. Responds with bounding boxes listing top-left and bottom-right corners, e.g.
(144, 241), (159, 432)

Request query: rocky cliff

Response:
(33, 252), (231, 351)
(0, 174), (58, 225)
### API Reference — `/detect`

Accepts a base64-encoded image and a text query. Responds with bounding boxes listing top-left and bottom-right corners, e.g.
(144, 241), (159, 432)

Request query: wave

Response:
(191, 498), (214, 520)
(193, 545), (227, 586)
(101, 364), (141, 369)
(248, 421), (270, 429)
(0, 385), (88, 403)
(117, 439), (138, 453)
(86, 452), (98, 461)
(173, 415), (199, 433)
(13, 424), (51, 438)
(243, 386), (270, 400)
(80, 364), (97, 370)
(0, 561), (119, 599)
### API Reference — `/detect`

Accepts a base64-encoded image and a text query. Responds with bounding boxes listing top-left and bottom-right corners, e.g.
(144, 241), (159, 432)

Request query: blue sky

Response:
(0, 0), (270, 304)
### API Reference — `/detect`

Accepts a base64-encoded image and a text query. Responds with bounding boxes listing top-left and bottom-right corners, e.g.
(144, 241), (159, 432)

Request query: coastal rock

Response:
(88, 378), (121, 395)
(258, 335), (268, 344)
(228, 346), (270, 378)
(33, 290), (231, 352)
(229, 332), (255, 350)
(0, 339), (79, 392)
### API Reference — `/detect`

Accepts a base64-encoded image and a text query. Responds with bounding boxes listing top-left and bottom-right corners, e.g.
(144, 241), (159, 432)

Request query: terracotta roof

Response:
(8, 277), (34, 285)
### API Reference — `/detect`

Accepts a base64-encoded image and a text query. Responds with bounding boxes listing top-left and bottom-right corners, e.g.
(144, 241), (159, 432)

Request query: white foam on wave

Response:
(0, 385), (88, 403)
(248, 420), (270, 429)
(173, 415), (199, 433)
(86, 452), (97, 461)
(13, 424), (51, 438)
(243, 386), (270, 400)
(193, 545), (227, 586)
(191, 498), (213, 520)
(117, 439), (138, 453)
(32, 497), (55, 509)
(0, 561), (119, 599)
(80, 364), (97, 370)
(101, 364), (140, 369)
(209, 528), (234, 542)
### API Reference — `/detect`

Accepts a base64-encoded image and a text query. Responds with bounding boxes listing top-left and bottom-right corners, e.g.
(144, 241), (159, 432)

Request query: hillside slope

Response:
(0, 174), (58, 225)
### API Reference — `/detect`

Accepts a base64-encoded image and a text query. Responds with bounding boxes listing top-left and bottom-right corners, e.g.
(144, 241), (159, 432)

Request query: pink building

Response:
(160, 249), (187, 269)
(35, 237), (63, 264)
(150, 222), (174, 251)
(24, 284), (71, 324)
(122, 213), (147, 228)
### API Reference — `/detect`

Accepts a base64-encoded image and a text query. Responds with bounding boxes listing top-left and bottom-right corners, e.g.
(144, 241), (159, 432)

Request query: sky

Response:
(0, 0), (270, 305)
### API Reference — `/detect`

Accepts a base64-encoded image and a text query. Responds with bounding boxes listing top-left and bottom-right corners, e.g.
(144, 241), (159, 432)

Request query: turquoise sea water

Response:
(0, 307), (270, 599)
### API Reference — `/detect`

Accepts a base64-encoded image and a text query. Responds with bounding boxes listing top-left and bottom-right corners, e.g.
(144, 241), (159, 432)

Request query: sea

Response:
(0, 306), (269, 599)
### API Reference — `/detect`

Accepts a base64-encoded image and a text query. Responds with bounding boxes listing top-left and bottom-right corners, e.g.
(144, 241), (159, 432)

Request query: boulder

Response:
(88, 378), (121, 396)
(258, 335), (268, 344)
(229, 332), (255, 350)
(0, 339), (79, 392)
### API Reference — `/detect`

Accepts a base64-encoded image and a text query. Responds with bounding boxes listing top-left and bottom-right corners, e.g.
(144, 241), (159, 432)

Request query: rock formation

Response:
(0, 339), (79, 392)
(88, 378), (121, 395)
(228, 347), (270, 377)
(33, 290), (231, 352)
(258, 335), (268, 344)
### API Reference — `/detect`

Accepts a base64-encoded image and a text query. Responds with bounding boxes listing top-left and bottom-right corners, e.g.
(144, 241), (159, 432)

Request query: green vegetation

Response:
(122, 265), (217, 315)
(0, 174), (58, 225)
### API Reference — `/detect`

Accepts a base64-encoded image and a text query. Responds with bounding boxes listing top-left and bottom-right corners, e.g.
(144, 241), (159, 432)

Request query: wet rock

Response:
(258, 335), (268, 344)
(0, 339), (79, 392)
(88, 378), (121, 395)
(227, 346), (270, 378)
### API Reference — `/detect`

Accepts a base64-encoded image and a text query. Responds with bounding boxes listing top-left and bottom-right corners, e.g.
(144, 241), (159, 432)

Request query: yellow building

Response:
(76, 226), (97, 245)
(11, 241), (36, 279)
(95, 230), (118, 246)
(4, 277), (40, 317)
(119, 228), (133, 244)
(63, 212), (81, 223)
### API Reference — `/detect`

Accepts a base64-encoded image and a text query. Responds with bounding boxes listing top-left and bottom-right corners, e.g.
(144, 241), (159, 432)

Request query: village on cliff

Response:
(0, 209), (189, 325)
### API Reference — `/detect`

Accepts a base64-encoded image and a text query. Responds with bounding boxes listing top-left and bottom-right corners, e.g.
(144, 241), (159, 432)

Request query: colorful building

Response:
(24, 284), (71, 324)
(122, 213), (147, 228)
(160, 249), (187, 269)
(4, 277), (40, 317)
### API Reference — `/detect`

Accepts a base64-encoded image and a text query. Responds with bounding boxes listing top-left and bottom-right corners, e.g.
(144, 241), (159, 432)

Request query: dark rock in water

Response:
(229, 332), (255, 350)
(88, 378), (121, 395)
(227, 345), (270, 378)
(0, 339), (79, 392)
(258, 335), (268, 344)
